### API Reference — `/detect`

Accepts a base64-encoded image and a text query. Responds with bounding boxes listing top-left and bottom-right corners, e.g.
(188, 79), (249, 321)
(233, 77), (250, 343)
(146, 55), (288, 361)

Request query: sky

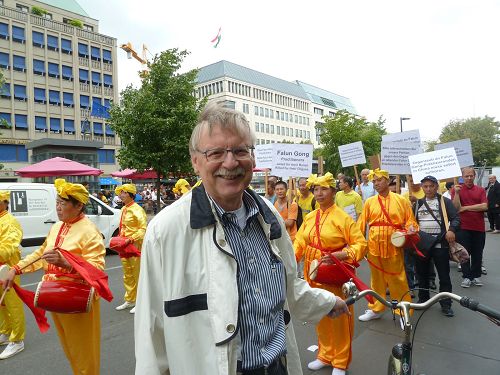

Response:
(80, 0), (500, 142)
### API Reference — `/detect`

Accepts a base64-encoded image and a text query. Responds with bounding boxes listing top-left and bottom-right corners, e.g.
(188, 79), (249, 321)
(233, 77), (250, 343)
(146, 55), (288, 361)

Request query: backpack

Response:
(295, 197), (316, 229)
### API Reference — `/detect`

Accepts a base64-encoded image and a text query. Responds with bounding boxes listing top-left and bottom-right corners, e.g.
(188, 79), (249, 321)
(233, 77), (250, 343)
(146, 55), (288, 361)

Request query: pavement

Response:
(1, 228), (499, 374)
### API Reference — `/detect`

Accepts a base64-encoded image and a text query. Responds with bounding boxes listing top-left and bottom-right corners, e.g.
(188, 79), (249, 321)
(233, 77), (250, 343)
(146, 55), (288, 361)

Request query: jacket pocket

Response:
(164, 293), (208, 317)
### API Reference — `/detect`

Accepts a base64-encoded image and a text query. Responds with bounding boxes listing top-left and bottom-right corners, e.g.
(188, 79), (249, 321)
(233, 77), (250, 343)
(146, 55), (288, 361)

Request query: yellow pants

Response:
(367, 252), (411, 314)
(0, 275), (25, 342)
(121, 257), (140, 302)
(52, 299), (100, 375)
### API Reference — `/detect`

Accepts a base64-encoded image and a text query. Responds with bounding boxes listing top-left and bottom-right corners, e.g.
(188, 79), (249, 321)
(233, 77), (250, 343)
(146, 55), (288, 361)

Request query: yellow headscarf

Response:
(115, 184), (137, 195)
(0, 190), (10, 202)
(305, 174), (317, 189)
(54, 179), (89, 204)
(313, 172), (336, 188)
(173, 179), (191, 195)
(368, 168), (389, 181)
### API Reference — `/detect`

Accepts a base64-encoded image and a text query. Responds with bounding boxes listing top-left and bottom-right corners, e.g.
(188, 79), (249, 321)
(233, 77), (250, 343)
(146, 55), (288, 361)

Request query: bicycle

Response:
(341, 280), (500, 375)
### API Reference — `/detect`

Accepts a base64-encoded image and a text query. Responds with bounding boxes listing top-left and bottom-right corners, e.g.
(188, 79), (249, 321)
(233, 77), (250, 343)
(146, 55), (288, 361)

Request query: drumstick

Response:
(18, 256), (43, 272)
(0, 288), (7, 305)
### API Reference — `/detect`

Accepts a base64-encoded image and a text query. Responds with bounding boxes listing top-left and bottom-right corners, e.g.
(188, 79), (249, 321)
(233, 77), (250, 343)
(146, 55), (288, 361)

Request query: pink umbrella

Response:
(111, 169), (159, 180)
(15, 157), (103, 177)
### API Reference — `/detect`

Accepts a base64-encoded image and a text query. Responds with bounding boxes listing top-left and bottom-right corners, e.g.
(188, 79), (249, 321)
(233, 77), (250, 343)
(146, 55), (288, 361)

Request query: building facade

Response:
(0, 0), (119, 184)
(195, 60), (356, 148)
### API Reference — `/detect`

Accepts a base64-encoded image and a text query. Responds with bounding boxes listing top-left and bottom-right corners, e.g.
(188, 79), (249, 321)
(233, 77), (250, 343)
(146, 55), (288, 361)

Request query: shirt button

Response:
(226, 324), (235, 333)
(218, 239), (226, 247)
(259, 318), (264, 324)
(255, 287), (260, 293)
(249, 258), (255, 264)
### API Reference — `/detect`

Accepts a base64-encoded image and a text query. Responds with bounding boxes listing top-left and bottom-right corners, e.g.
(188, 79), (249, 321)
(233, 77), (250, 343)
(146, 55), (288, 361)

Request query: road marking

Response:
(20, 264), (123, 288)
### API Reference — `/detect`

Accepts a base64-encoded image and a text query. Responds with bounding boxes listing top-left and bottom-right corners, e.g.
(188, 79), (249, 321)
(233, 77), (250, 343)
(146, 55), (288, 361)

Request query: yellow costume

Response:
(334, 190), (362, 220)
(294, 175), (367, 371)
(358, 191), (418, 313)
(295, 192), (319, 221)
(173, 178), (191, 196)
(118, 201), (147, 303)
(402, 188), (424, 201)
(0, 207), (25, 344)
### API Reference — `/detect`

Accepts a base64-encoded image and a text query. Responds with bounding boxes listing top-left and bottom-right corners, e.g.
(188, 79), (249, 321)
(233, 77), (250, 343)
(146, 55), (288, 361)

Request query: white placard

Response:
(434, 138), (474, 168)
(409, 148), (462, 182)
(338, 141), (366, 167)
(254, 144), (274, 169)
(382, 129), (421, 143)
(272, 143), (313, 177)
(381, 142), (423, 175)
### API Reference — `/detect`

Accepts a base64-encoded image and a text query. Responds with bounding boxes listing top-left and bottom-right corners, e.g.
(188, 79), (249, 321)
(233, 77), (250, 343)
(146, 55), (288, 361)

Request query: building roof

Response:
(37, 0), (89, 17)
(197, 60), (309, 101)
(295, 80), (357, 114)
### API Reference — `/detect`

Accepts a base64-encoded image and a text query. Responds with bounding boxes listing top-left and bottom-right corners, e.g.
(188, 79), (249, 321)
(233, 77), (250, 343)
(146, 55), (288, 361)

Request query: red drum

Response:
(309, 259), (355, 286)
(390, 231), (420, 248)
(34, 280), (95, 313)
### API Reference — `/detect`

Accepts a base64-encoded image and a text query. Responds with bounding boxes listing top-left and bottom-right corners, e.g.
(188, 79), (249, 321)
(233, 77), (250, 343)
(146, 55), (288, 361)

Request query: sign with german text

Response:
(254, 144), (274, 169)
(382, 129), (421, 144)
(338, 141), (366, 167)
(409, 148), (462, 182)
(381, 142), (423, 175)
(434, 138), (474, 168)
(272, 144), (313, 177)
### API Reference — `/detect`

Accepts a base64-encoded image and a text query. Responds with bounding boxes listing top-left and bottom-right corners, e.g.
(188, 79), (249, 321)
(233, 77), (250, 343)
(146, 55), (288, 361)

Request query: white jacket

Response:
(134, 186), (336, 375)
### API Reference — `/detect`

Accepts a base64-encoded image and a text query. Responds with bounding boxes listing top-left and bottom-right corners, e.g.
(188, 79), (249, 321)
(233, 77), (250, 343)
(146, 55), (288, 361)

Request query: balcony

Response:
(103, 63), (112, 72)
(79, 57), (89, 66)
(104, 87), (113, 97)
(91, 60), (101, 70)
(104, 137), (116, 145)
(79, 83), (90, 92)
(30, 15), (73, 34)
(81, 108), (90, 117)
(92, 85), (101, 95)
(0, 6), (28, 22)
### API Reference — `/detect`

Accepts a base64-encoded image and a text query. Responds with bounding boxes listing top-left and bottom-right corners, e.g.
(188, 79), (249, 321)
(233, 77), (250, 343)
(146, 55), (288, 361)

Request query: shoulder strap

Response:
(377, 194), (402, 230)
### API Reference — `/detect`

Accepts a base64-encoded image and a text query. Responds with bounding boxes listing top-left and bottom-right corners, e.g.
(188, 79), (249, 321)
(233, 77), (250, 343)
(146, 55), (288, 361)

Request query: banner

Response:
(338, 141), (366, 167)
(381, 142), (422, 175)
(409, 148), (462, 182)
(434, 138), (473, 168)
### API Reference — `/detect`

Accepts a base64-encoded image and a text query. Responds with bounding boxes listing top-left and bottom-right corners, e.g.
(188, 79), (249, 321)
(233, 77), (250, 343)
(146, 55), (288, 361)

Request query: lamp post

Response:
(400, 117), (410, 132)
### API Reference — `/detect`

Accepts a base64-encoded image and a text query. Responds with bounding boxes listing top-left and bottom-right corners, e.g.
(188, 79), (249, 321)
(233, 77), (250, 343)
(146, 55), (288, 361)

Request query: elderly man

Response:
(452, 167), (488, 287)
(486, 175), (500, 233)
(355, 168), (377, 202)
(357, 169), (418, 322)
(265, 175), (278, 204)
(134, 104), (348, 375)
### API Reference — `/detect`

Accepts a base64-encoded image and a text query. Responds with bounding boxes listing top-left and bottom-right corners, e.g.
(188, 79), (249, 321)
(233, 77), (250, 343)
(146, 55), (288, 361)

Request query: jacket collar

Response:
(190, 184), (282, 240)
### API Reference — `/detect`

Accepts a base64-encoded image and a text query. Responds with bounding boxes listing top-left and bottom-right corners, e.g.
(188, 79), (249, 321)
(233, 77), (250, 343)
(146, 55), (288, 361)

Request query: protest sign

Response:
(338, 141), (366, 167)
(272, 143), (313, 177)
(254, 144), (274, 169)
(382, 129), (421, 143)
(381, 142), (422, 175)
(434, 138), (474, 168)
(409, 148), (462, 182)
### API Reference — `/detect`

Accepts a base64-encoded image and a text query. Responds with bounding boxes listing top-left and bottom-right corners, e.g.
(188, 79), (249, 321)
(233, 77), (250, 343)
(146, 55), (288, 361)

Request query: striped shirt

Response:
(209, 191), (287, 370)
(417, 198), (442, 247)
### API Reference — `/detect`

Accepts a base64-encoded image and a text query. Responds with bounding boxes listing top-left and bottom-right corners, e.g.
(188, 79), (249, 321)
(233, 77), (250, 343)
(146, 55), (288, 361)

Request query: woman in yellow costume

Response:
(114, 184), (147, 314)
(172, 178), (192, 198)
(295, 173), (367, 375)
(3, 179), (111, 374)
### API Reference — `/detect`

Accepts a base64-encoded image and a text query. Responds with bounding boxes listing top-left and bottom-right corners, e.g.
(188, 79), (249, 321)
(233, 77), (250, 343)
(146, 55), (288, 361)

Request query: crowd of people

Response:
(0, 103), (496, 375)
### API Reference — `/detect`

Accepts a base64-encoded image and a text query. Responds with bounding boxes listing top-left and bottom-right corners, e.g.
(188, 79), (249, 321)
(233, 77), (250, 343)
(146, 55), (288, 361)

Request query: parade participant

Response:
(402, 175), (424, 203)
(295, 176), (318, 222)
(265, 175), (278, 204)
(335, 176), (362, 221)
(2, 179), (111, 374)
(172, 178), (191, 198)
(358, 169), (418, 322)
(355, 168), (377, 202)
(0, 190), (25, 359)
(274, 180), (299, 242)
(486, 174), (500, 233)
(114, 184), (147, 313)
(295, 173), (367, 375)
(134, 104), (349, 375)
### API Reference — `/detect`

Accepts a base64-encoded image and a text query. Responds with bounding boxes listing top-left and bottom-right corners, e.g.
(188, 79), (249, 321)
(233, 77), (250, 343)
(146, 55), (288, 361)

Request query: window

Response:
(48, 62), (59, 78)
(0, 112), (11, 127)
(280, 112), (284, 121)
(14, 85), (27, 101)
(270, 110), (274, 119)
(265, 108), (269, 118)
(14, 114), (28, 130)
(64, 119), (75, 134)
(78, 43), (88, 58)
(265, 124), (269, 133)
(93, 122), (103, 135)
(314, 107), (324, 116)
(102, 49), (112, 63)
(63, 92), (73, 107)
(32, 31), (44, 47)
(80, 95), (90, 108)
(286, 128), (289, 136)
(34, 87), (46, 103)
(1, 83), (10, 98)
(270, 125), (274, 134)
(16, 4), (29, 12)
(0, 145), (28, 162)
(104, 99), (111, 108)
(47, 35), (58, 51)
(259, 107), (264, 116)
(255, 122), (259, 132)
(92, 97), (101, 108)
(91, 47), (100, 61)
(13, 55), (26, 71)
(285, 113), (288, 122)
(83, 24), (94, 32)
(105, 124), (114, 137)
(295, 115), (298, 123)
(35, 116), (47, 131)
(79, 69), (89, 83)
(61, 38), (72, 54)
(50, 118), (61, 132)
(254, 106), (259, 115)
(0, 23), (8, 40)
(277, 126), (280, 135)
(49, 90), (60, 106)
(81, 120), (91, 133)
(62, 65), (73, 80)
(32, 59), (45, 75)
(12, 26), (25, 43)
(242, 103), (249, 114)
(103, 74), (113, 87)
(98, 149), (115, 164)
(91, 72), (101, 86)
(0, 52), (9, 69)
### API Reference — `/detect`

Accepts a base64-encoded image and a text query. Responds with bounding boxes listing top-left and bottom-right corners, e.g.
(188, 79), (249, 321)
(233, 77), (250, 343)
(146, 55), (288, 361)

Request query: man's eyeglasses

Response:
(197, 146), (255, 163)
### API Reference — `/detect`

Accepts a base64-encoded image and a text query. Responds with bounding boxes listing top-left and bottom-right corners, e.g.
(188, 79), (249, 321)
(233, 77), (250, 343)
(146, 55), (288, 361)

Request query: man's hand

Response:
(42, 248), (72, 270)
(445, 230), (456, 244)
(407, 225), (416, 235)
(328, 296), (350, 319)
(454, 184), (462, 193)
(459, 206), (468, 213)
(409, 195), (417, 203)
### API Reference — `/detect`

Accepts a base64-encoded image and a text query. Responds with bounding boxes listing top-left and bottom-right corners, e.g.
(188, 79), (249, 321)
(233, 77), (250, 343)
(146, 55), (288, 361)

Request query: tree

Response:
(437, 116), (500, 166)
(318, 110), (387, 175)
(108, 49), (204, 208)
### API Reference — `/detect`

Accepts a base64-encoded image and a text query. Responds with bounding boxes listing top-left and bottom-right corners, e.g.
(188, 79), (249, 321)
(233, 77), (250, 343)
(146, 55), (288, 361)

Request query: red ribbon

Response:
(12, 284), (50, 333)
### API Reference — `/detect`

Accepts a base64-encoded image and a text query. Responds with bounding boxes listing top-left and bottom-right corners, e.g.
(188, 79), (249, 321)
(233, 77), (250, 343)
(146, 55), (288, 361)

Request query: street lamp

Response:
(400, 117), (410, 132)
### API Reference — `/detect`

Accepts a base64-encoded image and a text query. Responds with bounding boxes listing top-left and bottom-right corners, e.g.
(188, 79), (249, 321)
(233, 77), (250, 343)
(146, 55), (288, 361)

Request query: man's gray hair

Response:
(189, 103), (256, 155)
(361, 168), (370, 174)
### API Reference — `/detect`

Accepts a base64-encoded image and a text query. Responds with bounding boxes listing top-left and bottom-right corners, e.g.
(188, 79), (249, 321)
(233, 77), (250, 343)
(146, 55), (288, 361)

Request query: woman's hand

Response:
(42, 248), (72, 270)
(1, 268), (17, 290)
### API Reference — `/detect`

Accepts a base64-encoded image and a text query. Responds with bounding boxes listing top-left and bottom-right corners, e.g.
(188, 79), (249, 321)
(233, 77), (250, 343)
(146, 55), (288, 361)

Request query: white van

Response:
(0, 183), (121, 256)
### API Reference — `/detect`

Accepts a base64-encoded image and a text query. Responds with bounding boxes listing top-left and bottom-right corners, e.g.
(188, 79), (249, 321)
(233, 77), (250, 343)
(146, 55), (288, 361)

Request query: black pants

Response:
(239, 357), (287, 375)
(415, 246), (452, 308)
(457, 230), (486, 280)
(487, 210), (500, 230)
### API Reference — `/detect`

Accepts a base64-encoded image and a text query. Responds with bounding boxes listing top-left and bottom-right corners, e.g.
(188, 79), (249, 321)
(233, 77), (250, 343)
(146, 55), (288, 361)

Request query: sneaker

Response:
(486, 229), (493, 232)
(359, 309), (382, 322)
(308, 359), (329, 370)
(429, 280), (437, 290)
(130, 307), (136, 314)
(457, 264), (462, 272)
(492, 230), (500, 234)
(472, 278), (483, 286)
(332, 368), (346, 375)
(0, 341), (24, 359)
(115, 301), (135, 311)
(461, 278), (472, 288)
(481, 266), (487, 275)
(0, 334), (9, 346)
(441, 307), (455, 317)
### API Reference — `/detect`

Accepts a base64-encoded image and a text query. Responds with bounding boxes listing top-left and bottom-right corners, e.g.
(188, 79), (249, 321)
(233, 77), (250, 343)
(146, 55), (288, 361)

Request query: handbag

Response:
(449, 241), (470, 264)
(408, 200), (443, 256)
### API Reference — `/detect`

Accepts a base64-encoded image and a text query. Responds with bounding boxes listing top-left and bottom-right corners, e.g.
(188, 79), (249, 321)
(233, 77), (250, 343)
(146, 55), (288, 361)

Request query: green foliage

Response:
(31, 6), (48, 17)
(318, 110), (387, 174)
(108, 48), (203, 183)
(68, 19), (83, 28)
(437, 116), (500, 166)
